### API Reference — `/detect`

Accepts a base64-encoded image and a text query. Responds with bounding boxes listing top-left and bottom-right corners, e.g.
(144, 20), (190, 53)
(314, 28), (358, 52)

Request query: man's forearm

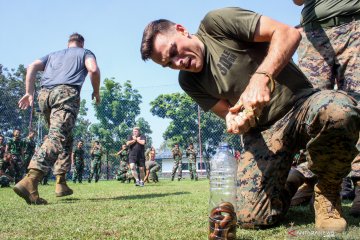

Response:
(126, 140), (136, 146)
(89, 70), (100, 94)
(256, 21), (301, 77)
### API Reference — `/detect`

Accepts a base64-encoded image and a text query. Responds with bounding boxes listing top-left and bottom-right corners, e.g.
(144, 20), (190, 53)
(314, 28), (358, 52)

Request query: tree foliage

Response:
(150, 92), (242, 154)
(0, 64), (41, 136)
(91, 78), (152, 154)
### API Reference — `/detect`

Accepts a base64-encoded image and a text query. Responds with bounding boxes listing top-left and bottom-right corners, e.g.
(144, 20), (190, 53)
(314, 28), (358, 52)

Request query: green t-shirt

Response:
(7, 138), (23, 155)
(179, 7), (316, 129)
(301, 0), (360, 25)
(73, 147), (84, 164)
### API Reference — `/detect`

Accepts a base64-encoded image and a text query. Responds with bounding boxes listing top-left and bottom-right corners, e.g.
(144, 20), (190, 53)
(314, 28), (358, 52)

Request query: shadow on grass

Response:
(59, 197), (82, 203)
(87, 191), (190, 202)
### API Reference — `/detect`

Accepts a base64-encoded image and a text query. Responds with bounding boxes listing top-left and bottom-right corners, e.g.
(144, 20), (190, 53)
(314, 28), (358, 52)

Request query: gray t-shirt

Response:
(39, 47), (95, 89)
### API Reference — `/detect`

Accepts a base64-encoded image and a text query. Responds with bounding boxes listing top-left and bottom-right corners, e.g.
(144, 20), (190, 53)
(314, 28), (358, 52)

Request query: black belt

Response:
(303, 13), (360, 31)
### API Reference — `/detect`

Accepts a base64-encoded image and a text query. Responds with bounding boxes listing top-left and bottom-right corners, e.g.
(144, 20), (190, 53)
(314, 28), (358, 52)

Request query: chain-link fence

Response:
(0, 64), (243, 182)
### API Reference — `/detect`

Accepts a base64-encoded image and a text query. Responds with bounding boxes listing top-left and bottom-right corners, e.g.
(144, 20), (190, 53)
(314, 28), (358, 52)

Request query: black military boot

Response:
(340, 177), (355, 200)
(350, 179), (360, 217)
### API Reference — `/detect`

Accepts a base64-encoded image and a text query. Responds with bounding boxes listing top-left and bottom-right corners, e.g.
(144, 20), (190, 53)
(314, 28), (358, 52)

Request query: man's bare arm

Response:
(18, 60), (45, 110)
(85, 57), (101, 104)
(210, 100), (230, 119)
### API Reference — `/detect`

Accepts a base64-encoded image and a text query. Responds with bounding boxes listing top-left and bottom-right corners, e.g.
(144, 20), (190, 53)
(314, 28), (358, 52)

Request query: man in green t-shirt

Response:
(6, 129), (24, 183)
(72, 140), (85, 184)
(140, 7), (360, 232)
(293, 0), (360, 219)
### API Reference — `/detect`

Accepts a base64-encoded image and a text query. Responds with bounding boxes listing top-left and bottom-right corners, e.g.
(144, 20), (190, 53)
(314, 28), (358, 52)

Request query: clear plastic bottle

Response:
(208, 143), (237, 240)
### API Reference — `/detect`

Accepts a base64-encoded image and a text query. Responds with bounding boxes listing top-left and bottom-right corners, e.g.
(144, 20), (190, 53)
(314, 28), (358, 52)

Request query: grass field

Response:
(0, 178), (359, 240)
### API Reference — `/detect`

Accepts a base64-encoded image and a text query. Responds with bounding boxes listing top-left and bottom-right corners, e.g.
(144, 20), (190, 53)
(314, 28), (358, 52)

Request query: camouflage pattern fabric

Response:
(146, 160), (160, 181)
(0, 158), (13, 187)
(7, 138), (23, 156)
(116, 161), (128, 182)
(0, 175), (10, 187)
(8, 138), (24, 182)
(28, 85), (80, 176)
(23, 137), (36, 172)
(297, 20), (360, 178)
(186, 148), (198, 180)
(171, 147), (182, 179)
(72, 147), (85, 183)
(0, 144), (6, 159)
(236, 90), (360, 228)
(89, 146), (102, 182)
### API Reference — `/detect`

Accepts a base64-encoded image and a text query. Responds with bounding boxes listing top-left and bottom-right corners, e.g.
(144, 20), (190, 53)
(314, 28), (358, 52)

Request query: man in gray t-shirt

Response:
(15, 33), (101, 205)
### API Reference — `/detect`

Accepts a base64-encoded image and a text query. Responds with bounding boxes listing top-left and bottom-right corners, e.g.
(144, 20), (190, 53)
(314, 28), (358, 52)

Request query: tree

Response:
(91, 78), (152, 154)
(0, 64), (41, 136)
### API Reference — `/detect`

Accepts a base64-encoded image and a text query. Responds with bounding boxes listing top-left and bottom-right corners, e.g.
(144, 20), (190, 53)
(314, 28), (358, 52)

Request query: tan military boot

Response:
(13, 169), (48, 205)
(314, 181), (347, 233)
(55, 174), (73, 197)
(350, 180), (360, 217)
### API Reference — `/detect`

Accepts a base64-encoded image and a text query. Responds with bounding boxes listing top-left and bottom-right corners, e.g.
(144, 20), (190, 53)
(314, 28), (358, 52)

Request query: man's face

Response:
(14, 130), (20, 138)
(133, 129), (139, 137)
(29, 132), (35, 139)
(189, 144), (193, 149)
(4, 154), (11, 162)
(151, 25), (204, 73)
(78, 142), (83, 148)
(175, 144), (179, 149)
(0, 137), (3, 144)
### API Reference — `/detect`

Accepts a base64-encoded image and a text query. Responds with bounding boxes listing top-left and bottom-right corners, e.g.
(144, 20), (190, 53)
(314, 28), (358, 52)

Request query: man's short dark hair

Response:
(68, 33), (84, 44)
(140, 19), (176, 61)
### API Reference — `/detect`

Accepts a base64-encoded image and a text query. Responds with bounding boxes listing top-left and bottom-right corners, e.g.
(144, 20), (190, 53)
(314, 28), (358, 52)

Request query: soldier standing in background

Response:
(72, 140), (85, 184)
(171, 143), (183, 181)
(88, 140), (103, 183)
(22, 130), (36, 174)
(6, 129), (24, 183)
(186, 143), (198, 181)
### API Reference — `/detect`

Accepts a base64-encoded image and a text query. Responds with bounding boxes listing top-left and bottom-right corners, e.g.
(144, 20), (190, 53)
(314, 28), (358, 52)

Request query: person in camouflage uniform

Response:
(0, 152), (14, 187)
(6, 129), (24, 183)
(116, 144), (129, 183)
(144, 147), (160, 183)
(203, 147), (211, 179)
(141, 8), (360, 232)
(88, 140), (103, 183)
(171, 143), (183, 181)
(293, 0), (360, 218)
(14, 33), (100, 204)
(22, 130), (36, 174)
(186, 143), (198, 181)
(0, 135), (6, 160)
(72, 140), (85, 183)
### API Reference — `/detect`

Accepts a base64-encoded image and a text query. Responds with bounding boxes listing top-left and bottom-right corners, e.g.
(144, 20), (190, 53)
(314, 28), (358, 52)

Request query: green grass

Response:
(0, 179), (359, 240)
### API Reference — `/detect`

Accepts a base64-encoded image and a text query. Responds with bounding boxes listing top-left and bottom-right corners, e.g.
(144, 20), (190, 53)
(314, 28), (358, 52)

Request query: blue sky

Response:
(0, 0), (302, 148)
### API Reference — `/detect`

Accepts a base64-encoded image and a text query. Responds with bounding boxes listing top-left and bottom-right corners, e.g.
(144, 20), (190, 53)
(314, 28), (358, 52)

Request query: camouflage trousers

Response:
(116, 161), (128, 182)
(171, 157), (182, 179)
(88, 158), (101, 182)
(28, 85), (80, 175)
(72, 163), (84, 183)
(12, 154), (23, 183)
(236, 90), (360, 227)
(188, 159), (198, 180)
(146, 161), (160, 181)
(298, 20), (360, 178)
(23, 154), (32, 174)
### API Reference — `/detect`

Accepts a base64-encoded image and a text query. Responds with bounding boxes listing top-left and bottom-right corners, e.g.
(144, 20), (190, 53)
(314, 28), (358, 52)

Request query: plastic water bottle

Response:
(208, 143), (237, 240)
